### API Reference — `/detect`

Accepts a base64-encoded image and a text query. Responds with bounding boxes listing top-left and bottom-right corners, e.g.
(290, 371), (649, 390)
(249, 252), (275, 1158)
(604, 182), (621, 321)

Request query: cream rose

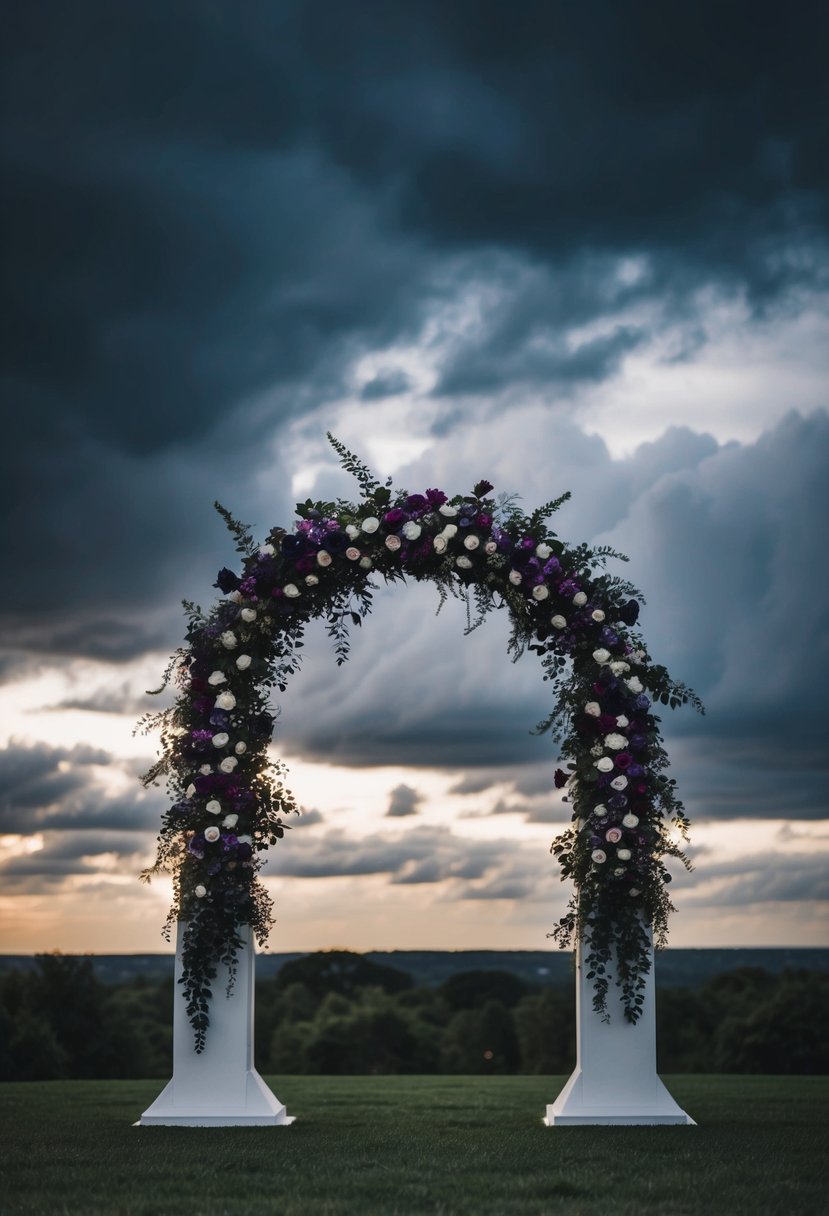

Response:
(283, 583), (300, 597)
(592, 647), (611, 665)
(219, 756), (238, 773)
(604, 732), (628, 750)
(236, 654), (252, 670)
(508, 569), (523, 586)
(361, 516), (380, 534)
(433, 536), (448, 554)
(551, 614), (567, 629)
(484, 540), (497, 555)
(584, 701), (601, 717)
(305, 574), (319, 586)
(208, 670), (227, 686)
(222, 813), (239, 829)
(402, 521), (422, 540)
(456, 555), (473, 569)
(359, 556), (373, 570)
(605, 827), (622, 843)
(573, 591), (588, 606)
(234, 741), (247, 755)
(535, 542), (552, 559)
(591, 849), (607, 864)
(204, 826), (220, 843)
(345, 524), (360, 539)
(441, 524), (458, 539)
(316, 549), (332, 567)
(610, 775), (628, 791)
(185, 783), (196, 797)
(532, 585), (549, 601)
(595, 756), (614, 772)
(439, 504), (458, 517)
(211, 733), (229, 749)
(259, 544), (275, 557)
(591, 609), (606, 622)
(385, 534), (402, 551)
(220, 631), (238, 650)
(610, 661), (630, 676)
(240, 608), (257, 623)
(463, 534), (479, 550)
(215, 691), (236, 711)
(616, 847), (632, 861)
(194, 884), (207, 898)
(622, 813), (639, 828)
(206, 800), (222, 815)
(345, 547), (361, 561)
(626, 676), (644, 694)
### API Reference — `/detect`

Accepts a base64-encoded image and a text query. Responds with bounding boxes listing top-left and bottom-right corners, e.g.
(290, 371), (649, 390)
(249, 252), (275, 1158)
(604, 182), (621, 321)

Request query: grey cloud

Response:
(385, 783), (424, 818)
(684, 853), (829, 906)
(0, 830), (153, 892)
(361, 369), (412, 401)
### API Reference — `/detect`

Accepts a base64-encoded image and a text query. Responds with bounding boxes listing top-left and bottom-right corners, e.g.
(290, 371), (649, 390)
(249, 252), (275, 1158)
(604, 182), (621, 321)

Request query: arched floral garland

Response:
(140, 436), (702, 1050)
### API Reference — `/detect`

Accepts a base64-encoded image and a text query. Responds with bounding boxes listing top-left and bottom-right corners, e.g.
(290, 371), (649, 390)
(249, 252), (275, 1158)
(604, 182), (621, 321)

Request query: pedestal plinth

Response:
(545, 939), (694, 1126)
(137, 923), (294, 1127)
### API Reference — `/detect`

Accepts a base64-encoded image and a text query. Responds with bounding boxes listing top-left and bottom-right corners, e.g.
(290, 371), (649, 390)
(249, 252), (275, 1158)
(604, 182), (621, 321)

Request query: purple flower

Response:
(617, 598), (640, 626)
(191, 729), (214, 748)
(636, 694), (651, 710)
(425, 488), (448, 507)
(615, 752), (633, 770)
(384, 507), (406, 527)
(554, 768), (568, 789)
(476, 512), (492, 528)
(406, 493), (429, 512)
(559, 579), (579, 597)
(543, 557), (561, 577)
(626, 763), (644, 778)
(209, 710), (230, 729)
(473, 479), (494, 497)
(281, 534), (307, 557)
(519, 536), (536, 551)
(214, 567), (241, 594)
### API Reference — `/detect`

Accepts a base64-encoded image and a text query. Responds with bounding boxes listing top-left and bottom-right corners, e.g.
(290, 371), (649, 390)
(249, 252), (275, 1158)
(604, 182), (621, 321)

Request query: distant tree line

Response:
(1, 950), (827, 1082)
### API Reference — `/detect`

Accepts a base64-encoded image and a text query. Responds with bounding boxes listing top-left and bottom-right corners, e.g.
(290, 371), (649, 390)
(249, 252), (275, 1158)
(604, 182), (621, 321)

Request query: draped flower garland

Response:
(140, 435), (702, 1049)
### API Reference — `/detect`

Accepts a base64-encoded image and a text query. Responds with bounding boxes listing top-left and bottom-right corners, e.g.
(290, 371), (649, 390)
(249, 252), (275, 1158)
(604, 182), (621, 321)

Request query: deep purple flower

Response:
(459, 516), (473, 528)
(615, 752), (633, 770)
(617, 598), (640, 626)
(473, 479), (494, 497)
(636, 694), (651, 710)
(608, 794), (628, 809)
(543, 557), (561, 578)
(406, 493), (429, 513)
(519, 536), (536, 551)
(209, 709), (230, 729)
(214, 567), (241, 594)
(384, 507), (406, 527)
(281, 534), (306, 557)
(425, 488), (447, 507)
(629, 733), (648, 752)
(325, 530), (349, 554)
(554, 768), (568, 789)
(626, 763), (644, 778)
(476, 512), (492, 528)
(191, 729), (213, 748)
(295, 555), (315, 574)
(559, 579), (579, 597)
(601, 627), (620, 647)
(598, 713), (617, 733)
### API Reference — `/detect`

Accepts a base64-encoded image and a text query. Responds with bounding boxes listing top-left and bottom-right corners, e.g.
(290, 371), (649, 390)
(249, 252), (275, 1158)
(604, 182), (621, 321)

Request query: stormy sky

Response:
(1, 0), (827, 954)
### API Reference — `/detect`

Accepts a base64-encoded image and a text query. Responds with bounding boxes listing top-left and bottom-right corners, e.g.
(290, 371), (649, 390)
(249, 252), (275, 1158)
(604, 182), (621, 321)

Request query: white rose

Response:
(222, 813), (239, 829)
(595, 756), (614, 772)
(283, 583), (300, 598)
(441, 524), (458, 539)
(591, 609), (606, 622)
(632, 649), (646, 662)
(194, 884), (207, 898)
(616, 715), (629, 728)
(584, 702), (601, 717)
(345, 547), (361, 561)
(359, 557), (373, 570)
(614, 867), (626, 877)
(211, 733), (229, 749)
(236, 654), (252, 670)
(622, 813), (639, 828)
(237, 834), (253, 845)
(535, 542), (552, 559)
(439, 504), (458, 517)
(361, 516), (380, 533)
(234, 741), (247, 755)
(208, 670), (227, 686)
(592, 805), (607, 817)
(219, 756), (238, 773)
(185, 783), (196, 797)
(551, 615), (567, 629)
(617, 848), (632, 861)
(214, 691), (236, 711)
(240, 608), (257, 623)
(591, 849), (607, 864)
(345, 524), (360, 539)
(230, 591), (243, 603)
(573, 591), (588, 606)
(532, 585), (549, 601)
(508, 569), (523, 586)
(402, 521), (422, 540)
(316, 549), (332, 567)
(259, 544), (275, 557)
(464, 534), (479, 550)
(484, 540), (497, 555)
(206, 800), (222, 815)
(626, 676), (644, 693)
(198, 764), (212, 775)
(220, 631), (238, 650)
(592, 648), (611, 665)
(305, 574), (319, 586)
(610, 775), (628, 791)
(604, 732), (628, 750)
(456, 555), (473, 569)
(433, 535), (448, 554)
(610, 661), (630, 676)
(204, 826), (220, 843)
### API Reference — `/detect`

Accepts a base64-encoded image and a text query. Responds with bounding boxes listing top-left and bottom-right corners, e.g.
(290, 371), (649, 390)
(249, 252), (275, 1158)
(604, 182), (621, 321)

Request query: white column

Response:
(545, 936), (695, 1125)
(137, 923), (294, 1127)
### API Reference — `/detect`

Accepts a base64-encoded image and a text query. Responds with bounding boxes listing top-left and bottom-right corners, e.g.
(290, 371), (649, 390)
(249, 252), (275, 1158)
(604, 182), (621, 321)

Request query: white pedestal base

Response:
(545, 939), (694, 1127)
(137, 923), (294, 1127)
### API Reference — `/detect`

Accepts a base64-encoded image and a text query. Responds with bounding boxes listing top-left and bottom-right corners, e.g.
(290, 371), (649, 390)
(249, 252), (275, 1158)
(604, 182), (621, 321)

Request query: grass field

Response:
(1, 1075), (827, 1215)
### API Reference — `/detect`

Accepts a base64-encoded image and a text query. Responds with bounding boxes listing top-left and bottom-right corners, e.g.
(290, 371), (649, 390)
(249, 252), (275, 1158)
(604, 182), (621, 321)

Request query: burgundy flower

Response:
(614, 752), (633, 770)
(406, 493), (429, 512)
(476, 512), (492, 528)
(384, 507), (406, 526)
(473, 479), (494, 497)
(554, 768), (569, 788)
(598, 713), (618, 732)
(425, 488), (448, 507)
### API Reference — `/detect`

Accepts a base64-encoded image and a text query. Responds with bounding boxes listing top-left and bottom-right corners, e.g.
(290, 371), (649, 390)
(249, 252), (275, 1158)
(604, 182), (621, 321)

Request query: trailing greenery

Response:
(140, 435), (702, 1046)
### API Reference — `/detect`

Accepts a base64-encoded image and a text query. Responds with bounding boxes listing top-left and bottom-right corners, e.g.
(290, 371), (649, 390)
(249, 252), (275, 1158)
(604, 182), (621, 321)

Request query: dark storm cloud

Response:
(360, 370), (413, 401)
(385, 783), (424, 818)
(684, 853), (829, 906)
(0, 740), (162, 834)
(3, 0), (827, 668)
(0, 830), (152, 893)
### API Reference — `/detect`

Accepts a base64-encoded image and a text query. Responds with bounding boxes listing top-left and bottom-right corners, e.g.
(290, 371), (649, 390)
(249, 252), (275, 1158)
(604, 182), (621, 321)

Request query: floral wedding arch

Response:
(140, 435), (701, 1050)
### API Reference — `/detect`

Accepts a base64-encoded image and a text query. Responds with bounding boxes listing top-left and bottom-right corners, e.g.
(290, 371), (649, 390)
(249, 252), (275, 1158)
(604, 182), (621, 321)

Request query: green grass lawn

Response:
(1, 1075), (827, 1215)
